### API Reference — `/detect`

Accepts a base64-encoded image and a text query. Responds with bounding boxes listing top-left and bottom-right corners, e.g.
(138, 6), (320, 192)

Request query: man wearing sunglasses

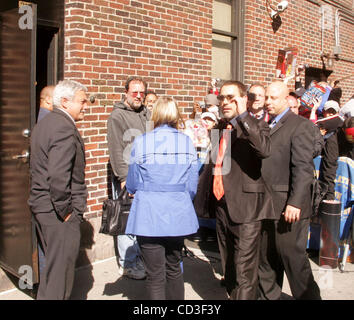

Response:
(195, 80), (274, 299)
(107, 76), (150, 280)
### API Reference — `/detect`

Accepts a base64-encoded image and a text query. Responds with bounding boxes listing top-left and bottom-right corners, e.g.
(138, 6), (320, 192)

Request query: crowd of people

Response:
(28, 68), (354, 300)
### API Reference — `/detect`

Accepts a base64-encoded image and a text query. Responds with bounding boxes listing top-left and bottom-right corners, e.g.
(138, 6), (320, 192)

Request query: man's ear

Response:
(45, 96), (52, 106)
(242, 95), (248, 105)
(61, 97), (69, 109)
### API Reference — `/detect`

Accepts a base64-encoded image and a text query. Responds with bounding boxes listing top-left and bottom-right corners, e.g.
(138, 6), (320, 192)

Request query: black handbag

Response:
(99, 186), (133, 236)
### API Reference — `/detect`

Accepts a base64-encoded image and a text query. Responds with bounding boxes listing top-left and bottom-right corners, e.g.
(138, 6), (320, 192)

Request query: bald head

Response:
(269, 81), (289, 97)
(265, 81), (289, 116)
(40, 85), (55, 111)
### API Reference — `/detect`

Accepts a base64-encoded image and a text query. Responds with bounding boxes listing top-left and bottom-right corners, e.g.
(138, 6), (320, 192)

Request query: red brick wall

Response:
(243, 0), (354, 102)
(64, 0), (214, 218)
(64, 0), (353, 219)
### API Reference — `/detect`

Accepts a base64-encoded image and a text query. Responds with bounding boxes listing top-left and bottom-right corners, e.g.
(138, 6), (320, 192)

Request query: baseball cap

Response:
(201, 112), (217, 122)
(204, 93), (219, 106)
(323, 100), (340, 113)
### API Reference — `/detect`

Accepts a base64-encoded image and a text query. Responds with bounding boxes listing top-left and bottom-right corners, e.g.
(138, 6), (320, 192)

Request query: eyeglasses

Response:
(130, 91), (145, 98)
(217, 95), (236, 102)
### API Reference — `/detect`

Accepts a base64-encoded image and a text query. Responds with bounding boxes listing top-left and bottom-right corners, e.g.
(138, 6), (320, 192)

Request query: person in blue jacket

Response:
(125, 96), (199, 300)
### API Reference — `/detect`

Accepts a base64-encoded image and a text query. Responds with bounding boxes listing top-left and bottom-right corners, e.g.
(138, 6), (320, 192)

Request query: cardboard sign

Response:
(275, 47), (298, 80)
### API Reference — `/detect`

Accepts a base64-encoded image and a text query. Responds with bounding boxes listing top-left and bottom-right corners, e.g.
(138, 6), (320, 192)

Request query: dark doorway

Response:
(36, 24), (59, 118)
(305, 67), (333, 89)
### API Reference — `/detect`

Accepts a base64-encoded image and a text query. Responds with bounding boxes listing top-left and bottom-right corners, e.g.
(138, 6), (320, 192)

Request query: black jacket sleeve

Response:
(320, 132), (339, 200)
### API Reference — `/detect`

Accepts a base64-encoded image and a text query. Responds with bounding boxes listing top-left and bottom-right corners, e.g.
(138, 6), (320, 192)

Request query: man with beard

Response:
(107, 76), (150, 280)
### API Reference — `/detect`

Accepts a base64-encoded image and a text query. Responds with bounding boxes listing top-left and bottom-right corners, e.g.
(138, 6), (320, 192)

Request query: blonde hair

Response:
(151, 97), (185, 129)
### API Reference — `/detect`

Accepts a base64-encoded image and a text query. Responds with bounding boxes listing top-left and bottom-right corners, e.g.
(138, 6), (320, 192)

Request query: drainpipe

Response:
(334, 8), (354, 63)
(320, 5), (325, 56)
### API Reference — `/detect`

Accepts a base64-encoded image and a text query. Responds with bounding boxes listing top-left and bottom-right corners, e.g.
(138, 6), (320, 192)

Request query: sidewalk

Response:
(1, 241), (353, 300)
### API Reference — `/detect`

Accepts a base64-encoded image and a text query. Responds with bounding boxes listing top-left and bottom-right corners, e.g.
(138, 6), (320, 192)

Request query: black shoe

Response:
(187, 233), (203, 242)
(220, 277), (226, 287)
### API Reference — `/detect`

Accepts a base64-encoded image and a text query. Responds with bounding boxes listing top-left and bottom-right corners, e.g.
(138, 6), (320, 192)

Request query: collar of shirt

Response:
(249, 109), (264, 119)
(56, 107), (76, 125)
(271, 107), (289, 124)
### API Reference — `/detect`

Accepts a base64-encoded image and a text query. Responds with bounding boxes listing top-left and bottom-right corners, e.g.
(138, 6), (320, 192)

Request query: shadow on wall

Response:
(272, 15), (282, 33)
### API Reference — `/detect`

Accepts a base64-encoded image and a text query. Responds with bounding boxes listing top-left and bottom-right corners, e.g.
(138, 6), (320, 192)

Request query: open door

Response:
(0, 2), (38, 286)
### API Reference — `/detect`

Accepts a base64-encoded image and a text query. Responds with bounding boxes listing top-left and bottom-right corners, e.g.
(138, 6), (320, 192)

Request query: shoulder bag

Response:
(99, 186), (133, 236)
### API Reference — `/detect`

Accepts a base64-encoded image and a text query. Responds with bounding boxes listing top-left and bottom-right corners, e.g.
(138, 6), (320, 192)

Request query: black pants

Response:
(215, 200), (262, 300)
(137, 236), (184, 300)
(258, 217), (321, 300)
(34, 212), (81, 300)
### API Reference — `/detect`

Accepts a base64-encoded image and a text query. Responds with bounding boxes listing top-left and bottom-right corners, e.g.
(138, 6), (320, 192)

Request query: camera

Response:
(277, 1), (288, 12)
(247, 92), (256, 102)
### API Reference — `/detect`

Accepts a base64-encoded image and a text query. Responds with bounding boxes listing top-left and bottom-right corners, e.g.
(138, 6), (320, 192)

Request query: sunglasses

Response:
(217, 95), (236, 102)
(130, 91), (145, 98)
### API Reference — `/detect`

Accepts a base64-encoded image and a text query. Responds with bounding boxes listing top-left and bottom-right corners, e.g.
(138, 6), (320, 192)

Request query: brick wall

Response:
(63, 0), (353, 258)
(64, 0), (214, 220)
(243, 0), (354, 102)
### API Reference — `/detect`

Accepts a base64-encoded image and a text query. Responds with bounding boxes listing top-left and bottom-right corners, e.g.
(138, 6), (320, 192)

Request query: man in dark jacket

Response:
(320, 117), (354, 200)
(258, 81), (321, 300)
(107, 76), (150, 280)
(28, 80), (88, 299)
(195, 80), (275, 299)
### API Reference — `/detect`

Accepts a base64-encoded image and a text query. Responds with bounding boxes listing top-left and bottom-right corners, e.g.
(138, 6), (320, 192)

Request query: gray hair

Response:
(53, 80), (88, 107)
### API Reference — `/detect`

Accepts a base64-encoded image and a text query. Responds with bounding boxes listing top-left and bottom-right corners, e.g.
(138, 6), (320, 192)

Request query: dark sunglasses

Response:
(217, 94), (236, 102)
(130, 91), (145, 98)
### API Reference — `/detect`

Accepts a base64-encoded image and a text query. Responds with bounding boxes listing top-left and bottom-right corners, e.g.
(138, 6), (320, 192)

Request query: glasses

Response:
(217, 95), (236, 102)
(130, 91), (145, 98)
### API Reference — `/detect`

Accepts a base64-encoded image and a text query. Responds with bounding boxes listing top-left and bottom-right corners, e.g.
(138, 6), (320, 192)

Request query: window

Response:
(212, 0), (244, 81)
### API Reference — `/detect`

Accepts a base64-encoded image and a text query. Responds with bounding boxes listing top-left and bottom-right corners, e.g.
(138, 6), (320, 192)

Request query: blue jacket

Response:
(125, 124), (199, 236)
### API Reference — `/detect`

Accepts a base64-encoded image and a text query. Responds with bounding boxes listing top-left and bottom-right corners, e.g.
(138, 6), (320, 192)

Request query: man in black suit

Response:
(196, 80), (275, 299)
(28, 80), (88, 300)
(258, 81), (321, 300)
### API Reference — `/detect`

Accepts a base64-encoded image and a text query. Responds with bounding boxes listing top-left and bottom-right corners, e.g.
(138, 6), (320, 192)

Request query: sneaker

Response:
(123, 266), (146, 280)
(136, 259), (145, 272)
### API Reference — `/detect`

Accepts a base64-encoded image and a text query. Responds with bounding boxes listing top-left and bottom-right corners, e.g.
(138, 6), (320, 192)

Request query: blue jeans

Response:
(117, 234), (141, 268)
(112, 175), (141, 269)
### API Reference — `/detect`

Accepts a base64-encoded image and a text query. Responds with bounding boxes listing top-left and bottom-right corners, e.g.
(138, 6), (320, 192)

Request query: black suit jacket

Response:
(262, 110), (315, 220)
(195, 112), (275, 224)
(28, 108), (87, 219)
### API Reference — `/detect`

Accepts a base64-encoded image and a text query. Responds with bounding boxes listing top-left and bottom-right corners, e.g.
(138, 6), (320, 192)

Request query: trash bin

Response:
(319, 200), (341, 268)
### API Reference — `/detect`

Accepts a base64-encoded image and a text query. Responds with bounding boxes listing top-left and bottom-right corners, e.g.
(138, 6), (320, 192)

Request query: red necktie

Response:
(213, 124), (232, 200)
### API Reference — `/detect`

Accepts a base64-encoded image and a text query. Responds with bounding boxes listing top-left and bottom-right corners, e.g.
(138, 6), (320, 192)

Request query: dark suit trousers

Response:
(258, 217), (321, 300)
(215, 199), (262, 300)
(34, 212), (81, 300)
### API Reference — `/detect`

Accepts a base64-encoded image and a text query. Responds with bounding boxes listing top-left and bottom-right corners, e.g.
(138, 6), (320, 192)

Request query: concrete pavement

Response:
(1, 240), (353, 300)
